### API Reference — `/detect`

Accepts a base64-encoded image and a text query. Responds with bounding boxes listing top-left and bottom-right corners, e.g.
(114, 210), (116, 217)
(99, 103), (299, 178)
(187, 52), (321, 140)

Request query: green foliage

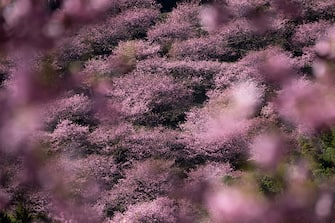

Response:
(229, 152), (251, 171)
(134, 107), (187, 129)
(113, 146), (130, 163)
(104, 198), (127, 217)
(227, 29), (296, 58)
(0, 211), (12, 223)
(299, 129), (335, 182)
(222, 175), (237, 186)
(174, 155), (206, 171)
(0, 204), (36, 223)
(13, 204), (33, 223)
(159, 41), (173, 56)
(191, 85), (209, 104)
(258, 175), (284, 197)
(90, 41), (114, 57)
(158, 12), (169, 22)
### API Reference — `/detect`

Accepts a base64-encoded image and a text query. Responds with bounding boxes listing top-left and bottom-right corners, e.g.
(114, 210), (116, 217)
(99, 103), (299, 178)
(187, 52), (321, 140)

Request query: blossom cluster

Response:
(1, 1), (335, 223)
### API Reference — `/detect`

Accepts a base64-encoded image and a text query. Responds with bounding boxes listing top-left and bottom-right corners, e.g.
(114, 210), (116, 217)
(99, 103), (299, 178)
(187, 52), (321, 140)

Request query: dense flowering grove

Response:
(1, 0), (335, 222)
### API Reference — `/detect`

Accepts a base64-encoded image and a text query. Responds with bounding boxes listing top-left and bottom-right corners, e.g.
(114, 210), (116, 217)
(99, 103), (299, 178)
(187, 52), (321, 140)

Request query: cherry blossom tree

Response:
(1, 0), (335, 222)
